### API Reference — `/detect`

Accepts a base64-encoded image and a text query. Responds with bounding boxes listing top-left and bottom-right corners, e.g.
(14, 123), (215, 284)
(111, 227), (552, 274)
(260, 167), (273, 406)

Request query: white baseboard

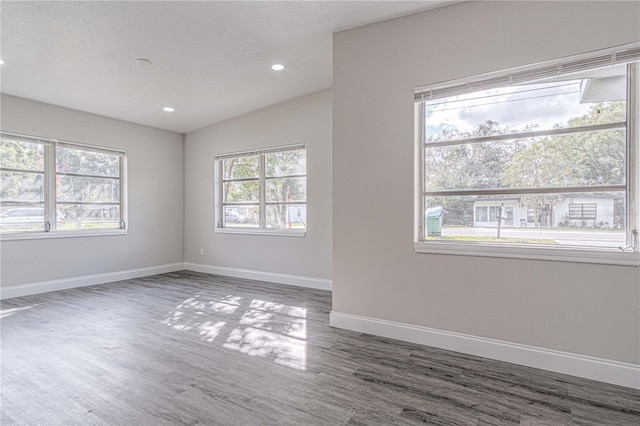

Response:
(0, 262), (185, 300)
(1, 262), (331, 299)
(330, 311), (640, 390)
(184, 262), (332, 291)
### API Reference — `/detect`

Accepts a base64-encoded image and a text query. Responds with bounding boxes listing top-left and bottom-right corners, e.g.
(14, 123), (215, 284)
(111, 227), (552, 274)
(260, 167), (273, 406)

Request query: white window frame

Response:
(414, 43), (640, 266)
(0, 131), (128, 240)
(214, 144), (306, 237)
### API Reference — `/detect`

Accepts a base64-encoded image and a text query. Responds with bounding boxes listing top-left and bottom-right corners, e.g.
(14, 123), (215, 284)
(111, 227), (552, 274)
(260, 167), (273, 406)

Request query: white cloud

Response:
(426, 81), (593, 138)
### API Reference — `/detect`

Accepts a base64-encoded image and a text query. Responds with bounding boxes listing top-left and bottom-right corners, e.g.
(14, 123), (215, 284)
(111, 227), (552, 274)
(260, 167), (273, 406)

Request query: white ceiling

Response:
(1, 1), (455, 134)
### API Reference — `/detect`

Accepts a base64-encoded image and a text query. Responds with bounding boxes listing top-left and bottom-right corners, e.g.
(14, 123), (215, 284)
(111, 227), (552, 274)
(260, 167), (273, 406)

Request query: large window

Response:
(0, 132), (127, 237)
(215, 144), (306, 235)
(415, 44), (640, 264)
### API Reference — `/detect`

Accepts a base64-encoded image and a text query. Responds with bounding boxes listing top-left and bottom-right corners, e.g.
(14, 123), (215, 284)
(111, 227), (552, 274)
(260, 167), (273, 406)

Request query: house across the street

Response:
(472, 195), (616, 229)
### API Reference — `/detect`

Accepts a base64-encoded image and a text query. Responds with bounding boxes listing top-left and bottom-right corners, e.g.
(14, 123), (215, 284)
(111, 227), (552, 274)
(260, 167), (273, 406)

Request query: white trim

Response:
(414, 241), (640, 266)
(184, 262), (332, 291)
(0, 262), (184, 300)
(330, 311), (640, 390)
(214, 228), (306, 237)
(0, 229), (127, 241)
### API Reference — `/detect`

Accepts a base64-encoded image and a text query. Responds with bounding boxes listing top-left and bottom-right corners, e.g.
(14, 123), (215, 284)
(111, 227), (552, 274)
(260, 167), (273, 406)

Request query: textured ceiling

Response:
(0, 1), (455, 133)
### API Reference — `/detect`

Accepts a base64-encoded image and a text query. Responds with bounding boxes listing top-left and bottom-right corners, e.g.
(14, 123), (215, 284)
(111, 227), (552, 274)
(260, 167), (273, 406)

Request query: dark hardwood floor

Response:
(1, 271), (638, 425)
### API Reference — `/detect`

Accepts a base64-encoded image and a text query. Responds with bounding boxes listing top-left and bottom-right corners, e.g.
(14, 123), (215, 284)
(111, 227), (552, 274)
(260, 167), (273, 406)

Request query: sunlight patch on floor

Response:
(198, 320), (227, 342)
(223, 325), (307, 370)
(162, 294), (307, 370)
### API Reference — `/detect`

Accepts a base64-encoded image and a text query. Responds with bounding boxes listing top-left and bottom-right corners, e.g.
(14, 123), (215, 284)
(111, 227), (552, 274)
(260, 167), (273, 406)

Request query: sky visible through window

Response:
(426, 80), (592, 139)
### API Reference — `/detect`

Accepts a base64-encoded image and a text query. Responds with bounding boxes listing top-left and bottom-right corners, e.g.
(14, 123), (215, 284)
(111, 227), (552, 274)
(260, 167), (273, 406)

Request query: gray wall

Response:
(0, 95), (185, 287)
(184, 89), (332, 281)
(333, 1), (640, 364)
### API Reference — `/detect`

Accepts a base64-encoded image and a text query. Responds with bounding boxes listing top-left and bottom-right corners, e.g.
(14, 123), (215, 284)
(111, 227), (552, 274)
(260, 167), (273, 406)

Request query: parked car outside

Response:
(0, 207), (65, 229)
(225, 211), (249, 223)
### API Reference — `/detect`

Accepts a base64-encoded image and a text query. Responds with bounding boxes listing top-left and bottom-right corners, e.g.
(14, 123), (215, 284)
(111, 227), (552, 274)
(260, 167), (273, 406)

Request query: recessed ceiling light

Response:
(271, 64), (285, 71)
(136, 58), (152, 66)
(0, 59), (4, 65)
(163, 107), (175, 112)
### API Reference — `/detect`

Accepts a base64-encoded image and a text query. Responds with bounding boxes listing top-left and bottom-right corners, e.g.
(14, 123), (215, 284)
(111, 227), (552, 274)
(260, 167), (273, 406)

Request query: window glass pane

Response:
(266, 177), (306, 202)
(0, 138), (44, 171)
(57, 176), (120, 203)
(266, 204), (306, 230)
(426, 65), (627, 143)
(56, 204), (119, 230)
(56, 147), (119, 177)
(223, 181), (259, 203)
(475, 206), (487, 222)
(425, 192), (625, 249)
(266, 150), (306, 177)
(504, 207), (514, 225)
(425, 127), (625, 191)
(223, 206), (259, 228)
(0, 203), (45, 232)
(1, 171), (45, 202)
(224, 156), (258, 180)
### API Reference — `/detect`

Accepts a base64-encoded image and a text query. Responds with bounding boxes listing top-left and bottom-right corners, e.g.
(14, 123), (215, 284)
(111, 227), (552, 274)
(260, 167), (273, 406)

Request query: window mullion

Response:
(426, 121), (626, 148)
(119, 156), (127, 230)
(215, 159), (222, 228)
(223, 177), (260, 183)
(44, 144), (57, 232)
(417, 101), (426, 242)
(626, 62), (639, 250)
(425, 185), (626, 197)
(259, 154), (266, 229)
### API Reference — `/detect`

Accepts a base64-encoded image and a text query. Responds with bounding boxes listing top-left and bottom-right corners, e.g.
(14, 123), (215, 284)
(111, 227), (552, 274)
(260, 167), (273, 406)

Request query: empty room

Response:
(1, 1), (639, 425)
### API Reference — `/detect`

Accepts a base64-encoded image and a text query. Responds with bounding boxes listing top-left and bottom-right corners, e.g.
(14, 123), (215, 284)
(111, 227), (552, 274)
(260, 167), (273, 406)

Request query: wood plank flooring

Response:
(1, 271), (638, 425)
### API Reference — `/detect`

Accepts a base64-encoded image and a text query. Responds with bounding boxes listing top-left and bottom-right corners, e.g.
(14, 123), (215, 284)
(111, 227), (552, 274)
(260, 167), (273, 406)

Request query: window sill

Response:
(215, 227), (306, 237)
(0, 229), (127, 241)
(414, 241), (640, 266)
